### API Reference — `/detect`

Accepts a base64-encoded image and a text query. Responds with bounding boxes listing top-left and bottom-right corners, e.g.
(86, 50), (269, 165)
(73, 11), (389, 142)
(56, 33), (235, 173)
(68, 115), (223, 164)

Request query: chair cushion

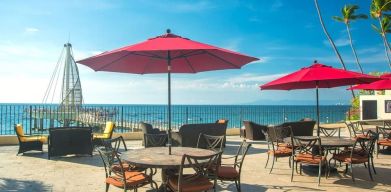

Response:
(106, 171), (147, 188)
(268, 147), (292, 157)
(333, 153), (369, 164)
(104, 122), (115, 134)
(21, 135), (47, 143)
(295, 154), (326, 164)
(93, 134), (108, 139)
(378, 139), (391, 146)
(278, 143), (292, 148)
(217, 166), (239, 179)
(15, 124), (25, 136)
(168, 175), (213, 192)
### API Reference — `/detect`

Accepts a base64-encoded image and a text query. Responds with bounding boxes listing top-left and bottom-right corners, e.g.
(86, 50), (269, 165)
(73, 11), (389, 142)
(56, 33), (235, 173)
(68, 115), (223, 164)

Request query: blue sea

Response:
(0, 103), (351, 135)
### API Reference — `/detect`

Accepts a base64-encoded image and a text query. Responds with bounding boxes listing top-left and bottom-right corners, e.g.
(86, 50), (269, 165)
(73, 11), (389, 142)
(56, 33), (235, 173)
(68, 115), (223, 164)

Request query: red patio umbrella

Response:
(77, 29), (258, 154)
(260, 61), (380, 136)
(349, 73), (391, 90)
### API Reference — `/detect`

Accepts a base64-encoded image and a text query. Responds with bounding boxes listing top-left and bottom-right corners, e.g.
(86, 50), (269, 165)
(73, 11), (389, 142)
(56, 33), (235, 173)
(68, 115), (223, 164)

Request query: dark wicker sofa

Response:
(171, 123), (227, 148)
(242, 121), (268, 140)
(278, 120), (316, 137)
(48, 127), (93, 159)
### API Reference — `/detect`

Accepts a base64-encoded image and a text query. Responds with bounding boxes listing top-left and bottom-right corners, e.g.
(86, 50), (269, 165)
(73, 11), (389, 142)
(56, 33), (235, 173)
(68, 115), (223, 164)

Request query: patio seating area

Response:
(1, 135), (390, 192)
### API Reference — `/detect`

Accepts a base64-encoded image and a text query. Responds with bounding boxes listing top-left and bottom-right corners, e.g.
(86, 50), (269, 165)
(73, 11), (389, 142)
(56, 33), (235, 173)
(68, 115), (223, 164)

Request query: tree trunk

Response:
(314, 0), (355, 97)
(346, 24), (364, 73)
(378, 17), (391, 69)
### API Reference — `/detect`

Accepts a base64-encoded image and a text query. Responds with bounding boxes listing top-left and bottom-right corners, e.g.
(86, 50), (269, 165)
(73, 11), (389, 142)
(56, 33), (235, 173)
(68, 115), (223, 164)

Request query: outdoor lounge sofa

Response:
(278, 120), (316, 137)
(242, 121), (268, 140)
(140, 122), (167, 146)
(15, 124), (47, 155)
(171, 123), (227, 148)
(48, 127), (93, 159)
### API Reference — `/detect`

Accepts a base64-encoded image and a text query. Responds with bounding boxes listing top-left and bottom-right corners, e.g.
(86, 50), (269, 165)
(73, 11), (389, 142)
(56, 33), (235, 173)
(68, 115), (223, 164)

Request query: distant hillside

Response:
(245, 99), (350, 105)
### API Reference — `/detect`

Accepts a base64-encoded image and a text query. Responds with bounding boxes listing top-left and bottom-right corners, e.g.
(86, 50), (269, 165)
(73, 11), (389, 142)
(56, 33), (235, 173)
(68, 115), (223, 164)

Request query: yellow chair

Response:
(15, 124), (47, 155)
(93, 122), (116, 146)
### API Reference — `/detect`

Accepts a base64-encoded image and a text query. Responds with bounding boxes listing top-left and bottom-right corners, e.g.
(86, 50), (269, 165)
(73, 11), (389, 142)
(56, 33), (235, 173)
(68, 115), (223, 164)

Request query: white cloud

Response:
(323, 38), (350, 47)
(25, 27), (39, 33)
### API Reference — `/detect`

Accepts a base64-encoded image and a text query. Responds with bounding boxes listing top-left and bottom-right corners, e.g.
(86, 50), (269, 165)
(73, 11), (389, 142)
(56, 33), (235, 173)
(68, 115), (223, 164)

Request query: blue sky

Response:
(0, 0), (388, 105)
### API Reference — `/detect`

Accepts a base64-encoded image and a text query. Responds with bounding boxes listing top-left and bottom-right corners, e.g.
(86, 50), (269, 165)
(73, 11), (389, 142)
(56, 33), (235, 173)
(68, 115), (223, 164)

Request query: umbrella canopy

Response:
(78, 29), (258, 154)
(260, 62), (380, 136)
(349, 73), (391, 90)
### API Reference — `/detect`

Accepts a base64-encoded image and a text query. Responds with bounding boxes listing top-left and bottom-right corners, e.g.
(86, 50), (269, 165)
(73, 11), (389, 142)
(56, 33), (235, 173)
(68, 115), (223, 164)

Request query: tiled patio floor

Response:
(0, 136), (390, 192)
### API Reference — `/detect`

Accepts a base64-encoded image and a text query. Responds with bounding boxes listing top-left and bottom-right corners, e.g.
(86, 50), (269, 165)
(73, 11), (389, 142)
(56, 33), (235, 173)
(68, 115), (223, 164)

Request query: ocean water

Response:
(0, 103), (351, 135)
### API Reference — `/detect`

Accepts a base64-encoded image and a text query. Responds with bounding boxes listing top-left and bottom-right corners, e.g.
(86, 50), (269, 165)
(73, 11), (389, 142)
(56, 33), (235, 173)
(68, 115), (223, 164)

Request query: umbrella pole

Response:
(167, 51), (172, 155)
(316, 81), (320, 136)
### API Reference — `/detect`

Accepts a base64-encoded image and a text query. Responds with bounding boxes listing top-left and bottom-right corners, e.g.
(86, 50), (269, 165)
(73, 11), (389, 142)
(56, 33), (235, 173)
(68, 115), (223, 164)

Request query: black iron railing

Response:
(0, 104), (351, 135)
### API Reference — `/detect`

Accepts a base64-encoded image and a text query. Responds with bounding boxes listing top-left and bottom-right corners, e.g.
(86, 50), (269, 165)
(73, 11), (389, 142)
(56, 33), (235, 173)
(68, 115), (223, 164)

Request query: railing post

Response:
(29, 105), (32, 134)
(185, 106), (188, 124)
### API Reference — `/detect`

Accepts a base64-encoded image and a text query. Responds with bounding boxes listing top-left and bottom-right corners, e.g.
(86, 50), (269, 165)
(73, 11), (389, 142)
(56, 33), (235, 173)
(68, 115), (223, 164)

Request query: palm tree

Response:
(333, 5), (368, 73)
(370, 0), (391, 69)
(314, 0), (355, 97)
(372, 16), (391, 68)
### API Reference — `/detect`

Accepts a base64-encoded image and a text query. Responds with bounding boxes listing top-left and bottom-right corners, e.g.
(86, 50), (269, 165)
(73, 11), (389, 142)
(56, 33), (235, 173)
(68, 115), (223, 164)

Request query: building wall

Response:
(360, 92), (391, 120)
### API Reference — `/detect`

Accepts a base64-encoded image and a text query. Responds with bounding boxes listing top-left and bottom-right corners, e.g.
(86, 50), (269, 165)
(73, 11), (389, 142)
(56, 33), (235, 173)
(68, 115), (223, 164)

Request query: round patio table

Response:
(121, 147), (217, 192)
(283, 136), (355, 148)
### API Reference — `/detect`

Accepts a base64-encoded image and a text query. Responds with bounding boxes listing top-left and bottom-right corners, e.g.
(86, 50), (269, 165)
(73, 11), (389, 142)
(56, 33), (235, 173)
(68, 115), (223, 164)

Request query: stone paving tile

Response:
(0, 136), (390, 192)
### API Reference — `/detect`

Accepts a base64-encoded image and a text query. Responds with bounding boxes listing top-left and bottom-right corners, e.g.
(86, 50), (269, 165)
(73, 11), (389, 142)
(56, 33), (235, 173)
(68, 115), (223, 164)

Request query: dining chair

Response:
(144, 133), (168, 147)
(262, 125), (292, 174)
(96, 146), (157, 192)
(290, 136), (327, 186)
(167, 152), (222, 192)
(345, 121), (367, 139)
(319, 127), (340, 137)
(197, 133), (225, 152)
(376, 124), (391, 157)
(216, 141), (252, 192)
(329, 130), (378, 182)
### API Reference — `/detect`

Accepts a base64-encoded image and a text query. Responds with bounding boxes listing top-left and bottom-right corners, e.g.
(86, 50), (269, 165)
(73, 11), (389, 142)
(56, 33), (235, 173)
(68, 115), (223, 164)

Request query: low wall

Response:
(0, 128), (241, 145)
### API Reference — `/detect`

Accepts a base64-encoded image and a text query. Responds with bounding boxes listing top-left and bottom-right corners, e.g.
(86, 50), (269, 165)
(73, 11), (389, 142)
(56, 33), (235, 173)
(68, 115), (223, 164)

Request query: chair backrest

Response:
(351, 130), (378, 157)
(103, 122), (115, 139)
(263, 126), (290, 151)
(14, 124), (25, 137)
(377, 125), (391, 139)
(319, 127), (339, 137)
(233, 141), (252, 175)
(96, 146), (126, 180)
(102, 136), (128, 154)
(177, 152), (222, 191)
(197, 133), (224, 152)
(144, 133), (168, 148)
(242, 121), (267, 140)
(345, 121), (364, 138)
(140, 122), (154, 134)
(291, 135), (322, 157)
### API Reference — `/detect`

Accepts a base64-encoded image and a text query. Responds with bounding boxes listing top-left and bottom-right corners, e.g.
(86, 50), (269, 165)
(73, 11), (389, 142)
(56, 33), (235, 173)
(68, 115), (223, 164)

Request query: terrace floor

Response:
(0, 136), (390, 192)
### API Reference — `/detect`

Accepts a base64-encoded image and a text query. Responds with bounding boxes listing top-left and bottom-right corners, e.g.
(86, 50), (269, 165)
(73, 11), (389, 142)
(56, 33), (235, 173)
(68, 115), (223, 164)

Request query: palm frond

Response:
(332, 16), (345, 22)
(372, 23), (382, 33)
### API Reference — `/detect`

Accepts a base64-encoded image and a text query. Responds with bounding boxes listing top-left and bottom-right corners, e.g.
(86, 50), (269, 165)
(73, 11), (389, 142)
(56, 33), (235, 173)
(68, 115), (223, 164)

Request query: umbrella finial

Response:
(166, 29), (171, 34)
(314, 60), (318, 64)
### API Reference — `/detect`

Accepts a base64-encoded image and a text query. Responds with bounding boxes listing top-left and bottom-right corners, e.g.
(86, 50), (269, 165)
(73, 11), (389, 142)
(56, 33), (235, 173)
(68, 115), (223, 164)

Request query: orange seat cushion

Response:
(333, 153), (369, 164)
(217, 166), (239, 179)
(295, 154), (326, 164)
(278, 143), (292, 148)
(106, 171), (147, 188)
(268, 147), (292, 157)
(168, 175), (213, 192)
(378, 139), (391, 146)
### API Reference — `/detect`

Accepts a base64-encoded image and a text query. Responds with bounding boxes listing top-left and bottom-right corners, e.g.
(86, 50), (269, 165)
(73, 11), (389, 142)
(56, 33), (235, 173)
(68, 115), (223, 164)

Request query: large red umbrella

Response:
(78, 29), (258, 154)
(260, 61), (380, 136)
(349, 73), (391, 90)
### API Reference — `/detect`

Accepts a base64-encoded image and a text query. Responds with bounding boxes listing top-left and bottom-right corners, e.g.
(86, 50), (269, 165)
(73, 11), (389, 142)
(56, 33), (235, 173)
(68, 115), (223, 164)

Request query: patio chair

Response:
(14, 124), (47, 155)
(167, 152), (222, 192)
(376, 124), (391, 157)
(96, 146), (157, 192)
(290, 135), (327, 186)
(215, 119), (228, 146)
(197, 133), (225, 152)
(144, 133), (168, 148)
(329, 131), (378, 182)
(140, 122), (166, 146)
(216, 141), (252, 192)
(93, 121), (116, 146)
(262, 125), (292, 174)
(242, 121), (267, 140)
(345, 121), (367, 139)
(319, 127), (339, 137)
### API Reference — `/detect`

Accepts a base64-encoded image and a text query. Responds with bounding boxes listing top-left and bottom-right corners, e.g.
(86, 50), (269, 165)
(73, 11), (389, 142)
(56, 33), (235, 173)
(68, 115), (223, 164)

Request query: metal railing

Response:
(0, 104), (351, 135)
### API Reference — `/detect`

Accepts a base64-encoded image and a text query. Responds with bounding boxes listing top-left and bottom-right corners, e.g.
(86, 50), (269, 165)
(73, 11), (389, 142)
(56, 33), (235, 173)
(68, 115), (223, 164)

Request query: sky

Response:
(0, 0), (389, 105)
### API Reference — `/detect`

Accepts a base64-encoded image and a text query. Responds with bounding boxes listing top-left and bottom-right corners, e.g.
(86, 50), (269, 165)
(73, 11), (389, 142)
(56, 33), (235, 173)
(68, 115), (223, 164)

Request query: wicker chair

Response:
(217, 141), (252, 192)
(171, 123), (226, 148)
(96, 146), (157, 192)
(329, 131), (378, 182)
(242, 121), (267, 140)
(167, 152), (221, 192)
(290, 136), (327, 186)
(263, 126), (292, 174)
(14, 124), (47, 155)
